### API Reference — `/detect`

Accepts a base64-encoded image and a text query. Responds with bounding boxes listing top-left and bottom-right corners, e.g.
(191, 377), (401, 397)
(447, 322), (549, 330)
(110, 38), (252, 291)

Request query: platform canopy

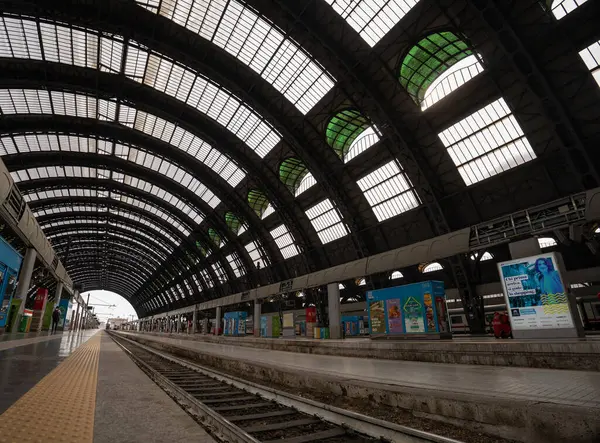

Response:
(0, 0), (599, 317)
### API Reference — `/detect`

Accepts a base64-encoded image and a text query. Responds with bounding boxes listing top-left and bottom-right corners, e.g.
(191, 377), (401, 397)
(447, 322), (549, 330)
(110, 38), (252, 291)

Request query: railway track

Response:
(110, 332), (463, 443)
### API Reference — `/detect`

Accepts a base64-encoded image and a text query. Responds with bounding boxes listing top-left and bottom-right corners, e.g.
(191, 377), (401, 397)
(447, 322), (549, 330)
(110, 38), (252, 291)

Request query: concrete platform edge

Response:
(135, 331), (600, 371)
(120, 332), (600, 443)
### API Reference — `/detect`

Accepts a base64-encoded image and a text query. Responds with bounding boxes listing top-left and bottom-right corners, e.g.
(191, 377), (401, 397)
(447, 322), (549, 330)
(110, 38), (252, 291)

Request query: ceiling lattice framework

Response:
(0, 0), (598, 317)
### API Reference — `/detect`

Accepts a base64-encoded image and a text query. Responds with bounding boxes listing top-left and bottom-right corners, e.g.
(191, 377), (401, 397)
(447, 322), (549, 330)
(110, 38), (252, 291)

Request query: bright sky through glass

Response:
(81, 290), (138, 324)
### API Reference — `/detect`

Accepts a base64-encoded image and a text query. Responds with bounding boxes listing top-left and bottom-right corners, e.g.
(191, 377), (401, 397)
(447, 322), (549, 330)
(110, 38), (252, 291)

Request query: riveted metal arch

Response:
(0, 114), (285, 280)
(0, 0), (374, 261)
(0, 116), (276, 281)
(0, 61), (317, 272)
(2, 150), (239, 282)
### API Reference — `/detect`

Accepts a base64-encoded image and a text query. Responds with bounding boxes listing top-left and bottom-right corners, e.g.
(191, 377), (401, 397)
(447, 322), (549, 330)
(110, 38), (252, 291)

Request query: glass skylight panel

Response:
(295, 173), (317, 197)
(323, 0), (420, 47)
(305, 199), (349, 244)
(0, 17), (123, 73)
(244, 241), (268, 269)
(390, 271), (403, 279)
(423, 262), (443, 273)
(144, 0), (334, 114)
(210, 262), (228, 284)
(579, 40), (600, 88)
(12, 166), (204, 225)
(438, 98), (536, 186)
(127, 147), (220, 208)
(550, 0), (587, 19)
(262, 204), (275, 220)
(538, 237), (557, 248)
(119, 107), (246, 186)
(226, 253), (244, 277)
(199, 268), (214, 288)
(344, 126), (380, 163)
(269, 224), (300, 258)
(421, 55), (484, 111)
(125, 46), (281, 157)
(0, 89), (116, 120)
(356, 161), (420, 222)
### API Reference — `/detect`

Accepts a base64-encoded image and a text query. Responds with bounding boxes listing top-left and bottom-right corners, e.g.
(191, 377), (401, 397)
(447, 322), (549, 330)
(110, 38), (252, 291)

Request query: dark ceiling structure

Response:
(1, 0), (599, 319)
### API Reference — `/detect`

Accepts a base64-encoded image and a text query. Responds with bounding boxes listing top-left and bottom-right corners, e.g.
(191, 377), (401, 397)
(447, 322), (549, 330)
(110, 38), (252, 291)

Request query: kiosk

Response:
(0, 236), (23, 333)
(223, 311), (247, 336)
(367, 281), (450, 338)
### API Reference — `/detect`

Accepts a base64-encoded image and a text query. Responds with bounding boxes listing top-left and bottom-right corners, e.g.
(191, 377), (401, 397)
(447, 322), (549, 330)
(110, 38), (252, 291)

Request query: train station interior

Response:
(0, 0), (599, 442)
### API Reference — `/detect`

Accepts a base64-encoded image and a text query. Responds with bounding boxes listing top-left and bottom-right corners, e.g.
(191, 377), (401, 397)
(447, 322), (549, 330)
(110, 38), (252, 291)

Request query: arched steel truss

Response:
(0, 0), (598, 320)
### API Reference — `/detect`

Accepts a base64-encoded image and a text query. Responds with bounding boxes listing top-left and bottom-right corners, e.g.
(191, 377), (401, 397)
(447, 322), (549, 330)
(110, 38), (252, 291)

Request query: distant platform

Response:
(120, 331), (600, 443)
(130, 330), (600, 370)
(0, 330), (215, 443)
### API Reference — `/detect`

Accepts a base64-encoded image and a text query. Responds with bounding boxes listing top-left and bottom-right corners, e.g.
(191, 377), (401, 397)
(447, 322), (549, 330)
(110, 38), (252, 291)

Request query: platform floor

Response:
(0, 330), (215, 443)
(122, 331), (600, 409)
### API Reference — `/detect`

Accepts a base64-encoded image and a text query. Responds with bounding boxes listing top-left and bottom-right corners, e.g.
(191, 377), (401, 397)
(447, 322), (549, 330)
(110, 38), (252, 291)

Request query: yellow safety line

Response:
(0, 333), (101, 443)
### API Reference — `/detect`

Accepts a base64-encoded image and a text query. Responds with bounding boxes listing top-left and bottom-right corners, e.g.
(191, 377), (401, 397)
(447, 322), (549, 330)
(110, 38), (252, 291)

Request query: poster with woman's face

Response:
(498, 253), (573, 330)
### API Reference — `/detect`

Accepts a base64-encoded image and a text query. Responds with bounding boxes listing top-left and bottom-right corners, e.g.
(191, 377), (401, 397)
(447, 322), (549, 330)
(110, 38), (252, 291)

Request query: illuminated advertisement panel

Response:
(498, 253), (574, 330)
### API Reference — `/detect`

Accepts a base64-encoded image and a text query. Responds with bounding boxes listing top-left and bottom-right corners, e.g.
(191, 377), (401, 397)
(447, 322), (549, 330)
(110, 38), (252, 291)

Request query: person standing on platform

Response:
(51, 307), (61, 334)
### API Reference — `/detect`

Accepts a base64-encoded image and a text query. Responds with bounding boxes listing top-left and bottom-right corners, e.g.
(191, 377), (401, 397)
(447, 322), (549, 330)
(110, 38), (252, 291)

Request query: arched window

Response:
(225, 212), (244, 235)
(338, 283), (346, 290)
(390, 271), (404, 279)
(279, 157), (316, 196)
(421, 262), (443, 273)
(357, 278), (366, 286)
(538, 237), (557, 249)
(400, 32), (483, 110)
(326, 109), (380, 162)
(546, 0), (588, 20)
(208, 228), (221, 248)
(248, 189), (274, 219)
(470, 251), (493, 261)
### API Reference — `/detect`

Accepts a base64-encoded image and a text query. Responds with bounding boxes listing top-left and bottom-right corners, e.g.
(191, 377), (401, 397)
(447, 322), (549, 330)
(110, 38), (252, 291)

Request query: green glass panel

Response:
(195, 240), (207, 257)
(208, 228), (221, 248)
(248, 189), (269, 218)
(279, 158), (308, 194)
(399, 31), (473, 104)
(325, 109), (370, 159)
(225, 212), (243, 235)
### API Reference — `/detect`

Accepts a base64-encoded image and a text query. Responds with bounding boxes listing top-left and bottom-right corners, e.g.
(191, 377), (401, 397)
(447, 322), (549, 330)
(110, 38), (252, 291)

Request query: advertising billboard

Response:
(498, 253), (574, 331)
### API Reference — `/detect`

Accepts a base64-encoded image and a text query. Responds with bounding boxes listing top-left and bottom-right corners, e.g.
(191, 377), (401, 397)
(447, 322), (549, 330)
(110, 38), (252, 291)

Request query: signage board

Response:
(241, 291), (250, 301)
(498, 253), (575, 331)
(279, 279), (293, 293)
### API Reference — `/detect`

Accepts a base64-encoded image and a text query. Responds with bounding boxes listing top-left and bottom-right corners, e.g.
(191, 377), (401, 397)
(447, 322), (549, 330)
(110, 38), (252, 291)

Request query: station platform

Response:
(0, 330), (215, 443)
(130, 330), (600, 370)
(120, 331), (600, 443)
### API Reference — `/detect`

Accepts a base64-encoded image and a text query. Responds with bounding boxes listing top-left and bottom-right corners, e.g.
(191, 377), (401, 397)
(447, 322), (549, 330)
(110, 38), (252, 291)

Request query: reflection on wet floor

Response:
(0, 330), (99, 414)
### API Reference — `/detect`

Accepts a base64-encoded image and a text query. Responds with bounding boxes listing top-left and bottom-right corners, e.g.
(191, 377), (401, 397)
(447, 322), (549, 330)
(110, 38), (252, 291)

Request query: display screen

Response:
(498, 253), (574, 330)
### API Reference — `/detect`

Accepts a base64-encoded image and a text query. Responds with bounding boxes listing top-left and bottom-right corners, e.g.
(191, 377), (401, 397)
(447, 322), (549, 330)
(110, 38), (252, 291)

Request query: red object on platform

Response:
(492, 311), (512, 338)
(306, 307), (317, 323)
(33, 288), (48, 311)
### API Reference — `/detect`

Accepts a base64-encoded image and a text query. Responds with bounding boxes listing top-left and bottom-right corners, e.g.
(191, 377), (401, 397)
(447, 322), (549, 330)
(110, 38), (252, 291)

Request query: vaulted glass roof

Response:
(135, 0), (335, 114)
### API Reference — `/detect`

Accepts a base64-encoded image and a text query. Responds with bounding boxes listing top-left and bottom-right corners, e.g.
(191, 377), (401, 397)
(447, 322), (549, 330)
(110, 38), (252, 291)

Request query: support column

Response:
(192, 309), (198, 334)
(53, 282), (64, 310)
(215, 306), (222, 335)
(327, 283), (341, 339)
(12, 248), (37, 326)
(254, 300), (261, 337)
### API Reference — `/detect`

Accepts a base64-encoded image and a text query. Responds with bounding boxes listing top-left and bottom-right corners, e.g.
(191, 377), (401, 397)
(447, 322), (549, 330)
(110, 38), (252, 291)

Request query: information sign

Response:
(498, 253), (574, 330)
(279, 280), (293, 293)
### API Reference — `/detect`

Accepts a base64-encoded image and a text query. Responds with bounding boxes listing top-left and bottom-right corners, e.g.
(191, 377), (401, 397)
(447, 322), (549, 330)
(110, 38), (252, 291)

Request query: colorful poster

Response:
(272, 315), (281, 337)
(403, 296), (425, 333)
(58, 299), (70, 328)
(33, 288), (48, 311)
(369, 300), (386, 334)
(423, 292), (436, 332)
(283, 313), (294, 328)
(386, 299), (403, 333)
(305, 307), (317, 323)
(498, 253), (574, 330)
